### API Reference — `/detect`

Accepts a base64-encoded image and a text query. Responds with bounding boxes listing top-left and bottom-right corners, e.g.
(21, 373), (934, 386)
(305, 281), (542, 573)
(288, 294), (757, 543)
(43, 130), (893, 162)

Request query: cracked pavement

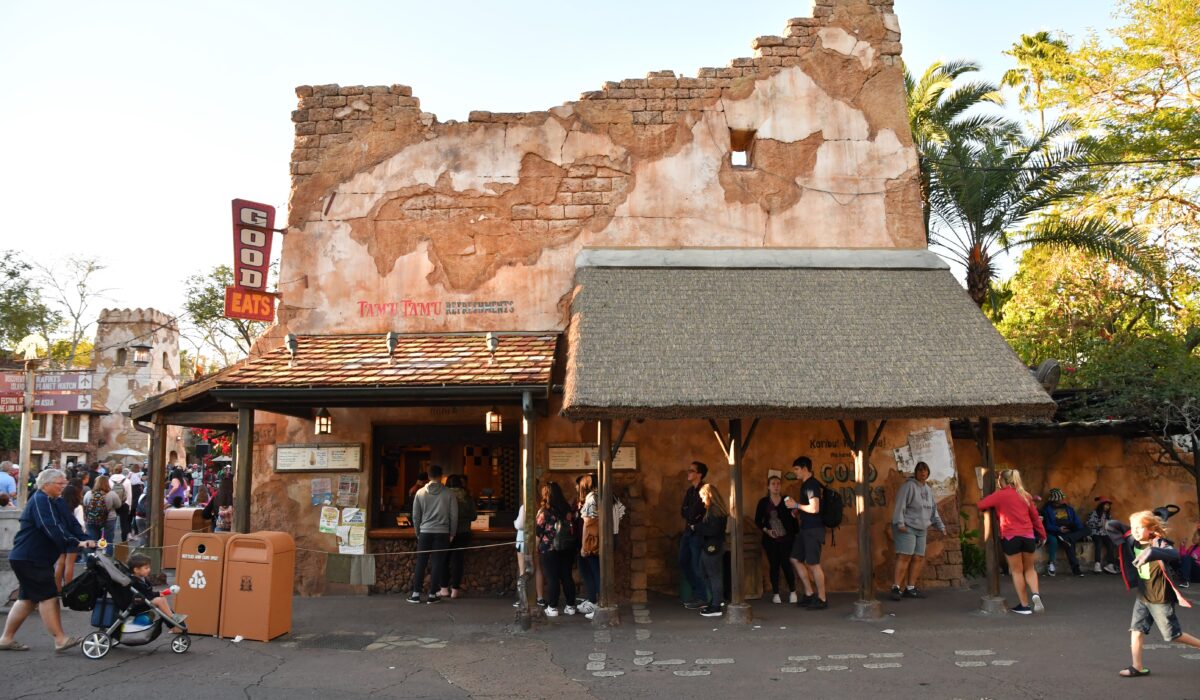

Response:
(2, 575), (1198, 698)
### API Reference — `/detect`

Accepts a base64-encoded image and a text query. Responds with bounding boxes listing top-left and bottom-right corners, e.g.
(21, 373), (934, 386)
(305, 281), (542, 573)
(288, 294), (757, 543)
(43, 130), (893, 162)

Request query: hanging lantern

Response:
(314, 407), (333, 435)
(131, 343), (153, 366)
(485, 407), (503, 433)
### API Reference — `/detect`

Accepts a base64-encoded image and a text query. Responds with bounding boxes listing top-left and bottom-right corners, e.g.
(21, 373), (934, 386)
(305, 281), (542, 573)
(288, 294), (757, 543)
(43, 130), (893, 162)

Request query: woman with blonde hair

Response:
(82, 475), (121, 556)
(977, 468), (1047, 615)
(696, 483), (729, 617)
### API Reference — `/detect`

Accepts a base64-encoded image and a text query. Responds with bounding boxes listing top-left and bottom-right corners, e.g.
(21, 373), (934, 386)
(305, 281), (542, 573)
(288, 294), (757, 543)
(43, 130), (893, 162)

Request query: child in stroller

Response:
(66, 550), (191, 659)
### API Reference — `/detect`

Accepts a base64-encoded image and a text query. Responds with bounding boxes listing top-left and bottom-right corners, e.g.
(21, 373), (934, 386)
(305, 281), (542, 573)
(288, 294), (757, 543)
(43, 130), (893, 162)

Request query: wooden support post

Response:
(517, 392), (538, 629)
(147, 415), (167, 570)
(977, 416), (1007, 614)
(725, 418), (751, 624)
(851, 419), (882, 620)
(591, 419), (620, 626)
(233, 407), (253, 534)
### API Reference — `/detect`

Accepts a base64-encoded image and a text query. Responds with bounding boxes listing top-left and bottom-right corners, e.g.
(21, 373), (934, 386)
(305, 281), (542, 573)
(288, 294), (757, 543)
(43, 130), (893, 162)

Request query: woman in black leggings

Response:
(755, 475), (798, 603)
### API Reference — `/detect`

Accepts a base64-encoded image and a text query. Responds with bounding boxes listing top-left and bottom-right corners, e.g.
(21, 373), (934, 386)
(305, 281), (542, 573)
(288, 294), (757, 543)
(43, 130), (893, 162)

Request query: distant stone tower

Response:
(93, 309), (184, 458)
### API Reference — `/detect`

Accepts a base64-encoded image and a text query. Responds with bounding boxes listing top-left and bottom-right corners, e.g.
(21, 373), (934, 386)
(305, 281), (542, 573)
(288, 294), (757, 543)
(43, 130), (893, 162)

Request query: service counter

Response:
(367, 528), (518, 595)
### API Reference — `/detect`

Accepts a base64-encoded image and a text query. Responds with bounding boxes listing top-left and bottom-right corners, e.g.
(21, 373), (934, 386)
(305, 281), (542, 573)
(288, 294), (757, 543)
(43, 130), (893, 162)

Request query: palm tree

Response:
(1001, 31), (1069, 135)
(926, 118), (1155, 307)
(905, 60), (1006, 241)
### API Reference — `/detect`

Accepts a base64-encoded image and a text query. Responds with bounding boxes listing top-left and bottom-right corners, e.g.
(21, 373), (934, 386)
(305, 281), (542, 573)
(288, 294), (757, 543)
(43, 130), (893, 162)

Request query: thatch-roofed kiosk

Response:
(562, 247), (1056, 623)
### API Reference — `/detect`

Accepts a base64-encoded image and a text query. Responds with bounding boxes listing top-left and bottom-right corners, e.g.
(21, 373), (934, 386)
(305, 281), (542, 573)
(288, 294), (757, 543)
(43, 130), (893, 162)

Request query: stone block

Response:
(634, 88), (664, 99)
(622, 98), (647, 111)
(291, 109), (308, 123)
(760, 57), (784, 67)
(629, 559), (645, 573)
(607, 88), (634, 98)
(881, 41), (902, 55)
(536, 205), (564, 220)
(561, 178), (585, 193)
(313, 83), (340, 97)
(632, 111), (662, 125)
(322, 95), (346, 107)
(319, 133), (352, 147)
(566, 164), (596, 177)
(574, 191), (605, 205)
(396, 97), (421, 109)
(564, 204), (594, 219)
(620, 78), (647, 88)
(922, 578), (950, 588)
(644, 99), (665, 111)
(511, 204), (536, 220)
(632, 542), (647, 558)
(339, 85), (364, 95)
(364, 86), (389, 94)
(296, 135), (320, 148)
(752, 35), (786, 49)
(390, 84), (413, 96)
(299, 96), (321, 110)
(631, 589), (648, 603)
(647, 77), (678, 89)
(309, 107), (334, 121)
(662, 111), (680, 123)
(295, 160), (318, 175)
(371, 119), (396, 132)
(631, 572), (647, 589)
(315, 120), (342, 135)
(583, 178), (613, 191)
(295, 85), (313, 97)
(469, 111), (493, 122)
(580, 91), (604, 100)
(936, 564), (963, 579)
(371, 93), (399, 107)
(295, 122), (316, 136)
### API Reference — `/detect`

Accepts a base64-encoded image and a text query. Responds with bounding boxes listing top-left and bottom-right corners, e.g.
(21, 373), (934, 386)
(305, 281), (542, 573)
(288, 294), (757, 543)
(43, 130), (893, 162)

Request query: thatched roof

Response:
(561, 248), (1056, 421)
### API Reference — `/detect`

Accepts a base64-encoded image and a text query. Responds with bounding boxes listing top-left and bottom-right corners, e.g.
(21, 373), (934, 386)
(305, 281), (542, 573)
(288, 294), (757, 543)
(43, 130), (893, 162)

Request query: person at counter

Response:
(442, 475), (476, 599)
(407, 466), (458, 605)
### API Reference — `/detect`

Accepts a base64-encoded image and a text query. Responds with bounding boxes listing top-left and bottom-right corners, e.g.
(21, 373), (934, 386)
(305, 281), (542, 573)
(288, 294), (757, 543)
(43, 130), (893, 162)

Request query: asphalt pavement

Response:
(3, 571), (1199, 699)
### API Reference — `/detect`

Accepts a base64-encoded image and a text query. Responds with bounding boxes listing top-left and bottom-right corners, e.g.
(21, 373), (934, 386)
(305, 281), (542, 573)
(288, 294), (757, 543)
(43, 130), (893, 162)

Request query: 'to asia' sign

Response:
(224, 199), (277, 322)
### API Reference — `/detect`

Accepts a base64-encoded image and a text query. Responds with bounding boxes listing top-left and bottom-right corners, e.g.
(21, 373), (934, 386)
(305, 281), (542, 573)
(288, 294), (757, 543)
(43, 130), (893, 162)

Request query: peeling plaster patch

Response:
(816, 27), (874, 70)
(882, 13), (901, 33)
(722, 67), (869, 142)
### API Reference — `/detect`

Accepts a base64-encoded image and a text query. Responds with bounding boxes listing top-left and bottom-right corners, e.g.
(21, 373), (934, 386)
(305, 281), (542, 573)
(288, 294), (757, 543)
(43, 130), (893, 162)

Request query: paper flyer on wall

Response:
(336, 475), (360, 507)
(337, 524), (365, 555)
(319, 506), (339, 534)
(310, 478), (333, 506)
(341, 507), (366, 525)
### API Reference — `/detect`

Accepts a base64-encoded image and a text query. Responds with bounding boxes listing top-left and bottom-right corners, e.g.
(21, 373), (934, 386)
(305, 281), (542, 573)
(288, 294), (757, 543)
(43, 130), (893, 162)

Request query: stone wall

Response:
(276, 0), (922, 336)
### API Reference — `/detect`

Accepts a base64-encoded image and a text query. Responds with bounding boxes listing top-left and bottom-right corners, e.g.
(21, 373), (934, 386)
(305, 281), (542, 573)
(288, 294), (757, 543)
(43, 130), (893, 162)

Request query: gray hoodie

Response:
(892, 477), (945, 532)
(412, 481), (458, 538)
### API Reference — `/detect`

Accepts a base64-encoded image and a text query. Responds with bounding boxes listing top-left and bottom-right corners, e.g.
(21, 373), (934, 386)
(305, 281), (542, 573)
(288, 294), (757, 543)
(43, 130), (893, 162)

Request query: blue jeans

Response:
(579, 554), (600, 604)
(89, 519), (116, 556)
(679, 529), (707, 602)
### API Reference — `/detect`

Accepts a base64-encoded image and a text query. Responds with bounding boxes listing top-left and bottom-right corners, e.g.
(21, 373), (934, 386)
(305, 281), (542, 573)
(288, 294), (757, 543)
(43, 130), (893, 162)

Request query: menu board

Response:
(275, 443), (362, 472)
(547, 444), (637, 472)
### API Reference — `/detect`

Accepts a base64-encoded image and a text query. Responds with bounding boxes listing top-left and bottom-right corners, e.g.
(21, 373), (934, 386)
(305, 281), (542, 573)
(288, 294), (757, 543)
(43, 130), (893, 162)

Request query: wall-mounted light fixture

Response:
(315, 407), (333, 435)
(131, 343), (152, 366)
(485, 332), (498, 364)
(485, 407), (503, 433)
(285, 334), (299, 367)
(385, 331), (398, 365)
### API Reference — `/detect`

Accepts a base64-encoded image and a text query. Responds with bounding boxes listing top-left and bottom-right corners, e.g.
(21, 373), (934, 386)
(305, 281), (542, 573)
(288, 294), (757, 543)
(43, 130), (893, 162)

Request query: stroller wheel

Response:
(81, 631), (112, 659)
(170, 634), (191, 654)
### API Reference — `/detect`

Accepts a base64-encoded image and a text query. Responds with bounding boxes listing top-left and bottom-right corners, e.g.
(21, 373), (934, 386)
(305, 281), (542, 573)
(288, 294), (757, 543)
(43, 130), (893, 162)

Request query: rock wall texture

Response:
(277, 0), (922, 335)
(93, 308), (183, 457)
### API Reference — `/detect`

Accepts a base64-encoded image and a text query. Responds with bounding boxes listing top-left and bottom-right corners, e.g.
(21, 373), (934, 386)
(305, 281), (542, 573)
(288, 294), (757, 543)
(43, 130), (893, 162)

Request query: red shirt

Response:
(977, 486), (1047, 541)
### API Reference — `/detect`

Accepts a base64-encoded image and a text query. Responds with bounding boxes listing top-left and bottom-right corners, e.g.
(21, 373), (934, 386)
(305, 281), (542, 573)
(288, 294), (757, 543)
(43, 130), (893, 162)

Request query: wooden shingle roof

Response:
(561, 248), (1056, 421)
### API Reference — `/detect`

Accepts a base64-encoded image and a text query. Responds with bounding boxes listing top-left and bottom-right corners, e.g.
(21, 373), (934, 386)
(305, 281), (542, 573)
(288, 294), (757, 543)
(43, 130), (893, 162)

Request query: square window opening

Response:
(730, 128), (757, 168)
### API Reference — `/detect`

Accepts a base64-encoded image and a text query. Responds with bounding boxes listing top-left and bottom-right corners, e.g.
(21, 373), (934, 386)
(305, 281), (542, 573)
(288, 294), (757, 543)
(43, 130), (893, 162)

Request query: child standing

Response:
(126, 555), (186, 632)
(1112, 511), (1200, 677)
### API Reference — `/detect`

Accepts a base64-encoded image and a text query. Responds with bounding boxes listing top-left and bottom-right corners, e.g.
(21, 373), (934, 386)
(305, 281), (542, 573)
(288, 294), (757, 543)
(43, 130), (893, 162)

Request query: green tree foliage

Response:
(182, 265), (270, 367)
(0, 414), (19, 453)
(1001, 31), (1070, 134)
(0, 251), (59, 353)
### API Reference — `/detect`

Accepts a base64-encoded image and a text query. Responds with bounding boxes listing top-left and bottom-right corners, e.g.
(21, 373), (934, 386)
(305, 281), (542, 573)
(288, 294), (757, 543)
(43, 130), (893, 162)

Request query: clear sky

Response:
(0, 0), (1120, 321)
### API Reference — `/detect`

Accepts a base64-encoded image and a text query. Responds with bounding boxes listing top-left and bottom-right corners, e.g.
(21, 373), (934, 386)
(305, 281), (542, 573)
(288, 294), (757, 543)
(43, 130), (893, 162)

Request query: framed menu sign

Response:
(275, 443), (363, 472)
(547, 444), (637, 472)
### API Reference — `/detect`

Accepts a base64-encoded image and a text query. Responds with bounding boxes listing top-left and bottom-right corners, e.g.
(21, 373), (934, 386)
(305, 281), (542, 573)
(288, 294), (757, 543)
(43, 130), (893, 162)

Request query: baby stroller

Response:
(61, 551), (191, 659)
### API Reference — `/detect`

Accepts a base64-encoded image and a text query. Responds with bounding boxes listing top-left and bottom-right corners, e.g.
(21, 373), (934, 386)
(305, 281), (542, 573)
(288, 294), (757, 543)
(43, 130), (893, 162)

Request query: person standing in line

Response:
(127, 464), (144, 517)
(755, 474), (797, 604)
(787, 456), (828, 610)
(576, 473), (600, 616)
(512, 499), (547, 608)
(977, 468), (1047, 614)
(407, 465), (457, 604)
(83, 476), (120, 556)
(696, 483), (729, 617)
(52, 484), (87, 591)
(108, 464), (133, 542)
(536, 482), (578, 617)
(679, 461), (709, 610)
(0, 461), (17, 499)
(442, 474), (476, 599)
(1179, 526), (1200, 587)
(1042, 488), (1085, 577)
(1087, 497), (1120, 575)
(890, 461), (946, 601)
(1110, 510), (1200, 677)
(0, 469), (96, 652)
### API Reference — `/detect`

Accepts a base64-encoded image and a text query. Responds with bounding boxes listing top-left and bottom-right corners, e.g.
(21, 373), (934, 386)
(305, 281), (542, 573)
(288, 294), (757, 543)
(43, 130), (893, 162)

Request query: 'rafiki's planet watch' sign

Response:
(224, 199), (277, 322)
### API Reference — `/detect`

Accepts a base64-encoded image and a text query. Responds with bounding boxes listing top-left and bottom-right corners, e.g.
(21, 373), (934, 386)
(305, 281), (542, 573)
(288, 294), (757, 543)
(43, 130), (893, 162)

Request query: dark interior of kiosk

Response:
(373, 424), (519, 529)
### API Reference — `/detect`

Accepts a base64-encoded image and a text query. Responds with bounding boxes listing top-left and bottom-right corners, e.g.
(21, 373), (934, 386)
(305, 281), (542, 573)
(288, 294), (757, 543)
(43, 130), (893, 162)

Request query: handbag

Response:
(581, 516), (600, 556)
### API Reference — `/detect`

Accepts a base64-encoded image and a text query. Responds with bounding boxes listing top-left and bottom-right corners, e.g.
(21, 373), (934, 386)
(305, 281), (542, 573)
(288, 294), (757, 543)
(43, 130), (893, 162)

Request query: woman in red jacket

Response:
(977, 468), (1048, 615)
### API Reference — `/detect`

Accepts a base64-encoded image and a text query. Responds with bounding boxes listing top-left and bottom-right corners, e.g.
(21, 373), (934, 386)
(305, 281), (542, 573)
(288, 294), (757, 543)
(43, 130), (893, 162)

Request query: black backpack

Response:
(551, 515), (576, 552)
(819, 485), (844, 543)
(61, 569), (103, 611)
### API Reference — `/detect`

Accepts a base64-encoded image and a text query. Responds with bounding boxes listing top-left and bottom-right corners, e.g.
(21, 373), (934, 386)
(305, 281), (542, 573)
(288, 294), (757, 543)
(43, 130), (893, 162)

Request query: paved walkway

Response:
(4, 572), (1199, 698)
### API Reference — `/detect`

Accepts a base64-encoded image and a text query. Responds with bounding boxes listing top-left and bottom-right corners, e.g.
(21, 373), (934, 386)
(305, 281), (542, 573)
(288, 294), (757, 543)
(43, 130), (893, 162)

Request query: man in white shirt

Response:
(109, 464), (135, 542)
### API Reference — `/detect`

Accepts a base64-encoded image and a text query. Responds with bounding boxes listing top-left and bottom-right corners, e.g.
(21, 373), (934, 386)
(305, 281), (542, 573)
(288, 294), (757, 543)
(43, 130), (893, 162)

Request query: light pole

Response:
(15, 334), (46, 508)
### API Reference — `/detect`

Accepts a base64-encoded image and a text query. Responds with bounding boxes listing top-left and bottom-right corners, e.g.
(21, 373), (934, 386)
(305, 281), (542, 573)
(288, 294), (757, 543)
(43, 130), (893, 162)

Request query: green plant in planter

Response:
(959, 510), (987, 579)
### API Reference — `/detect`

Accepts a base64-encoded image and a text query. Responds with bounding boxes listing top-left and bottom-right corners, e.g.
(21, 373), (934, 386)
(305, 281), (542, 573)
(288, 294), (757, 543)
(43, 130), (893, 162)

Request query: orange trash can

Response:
(163, 508), (210, 569)
(175, 532), (233, 636)
(219, 532), (295, 642)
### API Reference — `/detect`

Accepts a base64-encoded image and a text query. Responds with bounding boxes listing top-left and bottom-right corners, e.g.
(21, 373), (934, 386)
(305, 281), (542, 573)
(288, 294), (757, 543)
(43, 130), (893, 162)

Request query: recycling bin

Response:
(175, 532), (233, 636)
(163, 508), (210, 569)
(219, 532), (296, 642)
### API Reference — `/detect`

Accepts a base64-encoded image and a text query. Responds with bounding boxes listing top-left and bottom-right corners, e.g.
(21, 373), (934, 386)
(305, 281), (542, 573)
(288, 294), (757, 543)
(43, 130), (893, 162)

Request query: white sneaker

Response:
(789, 591), (798, 604)
(1093, 562), (1102, 573)
(545, 607), (559, 617)
(1031, 593), (1044, 613)
(771, 593), (781, 604)
(578, 601), (596, 614)
(1047, 563), (1056, 576)
(1104, 564), (1119, 575)
(564, 605), (577, 616)
(585, 611), (595, 620)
